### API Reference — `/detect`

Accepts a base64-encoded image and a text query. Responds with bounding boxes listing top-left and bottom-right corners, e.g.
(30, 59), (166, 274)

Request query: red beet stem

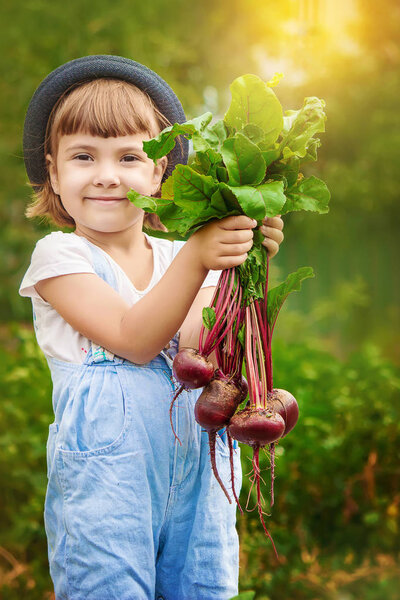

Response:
(200, 270), (233, 356)
(208, 431), (232, 504)
(201, 270), (242, 358)
(250, 302), (268, 406)
(245, 306), (258, 406)
(209, 286), (241, 355)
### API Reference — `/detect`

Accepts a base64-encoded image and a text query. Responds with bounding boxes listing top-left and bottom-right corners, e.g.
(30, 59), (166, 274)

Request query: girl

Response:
(19, 55), (284, 600)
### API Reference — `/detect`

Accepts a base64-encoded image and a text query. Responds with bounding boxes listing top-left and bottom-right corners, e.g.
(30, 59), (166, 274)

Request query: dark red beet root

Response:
(207, 431), (231, 504)
(228, 407), (285, 446)
(172, 348), (214, 389)
(267, 388), (299, 436)
(227, 430), (243, 514)
(194, 377), (242, 505)
(194, 378), (242, 430)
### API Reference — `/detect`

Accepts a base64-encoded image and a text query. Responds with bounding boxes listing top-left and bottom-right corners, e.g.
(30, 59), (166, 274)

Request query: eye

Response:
(122, 154), (140, 163)
(74, 153), (93, 161)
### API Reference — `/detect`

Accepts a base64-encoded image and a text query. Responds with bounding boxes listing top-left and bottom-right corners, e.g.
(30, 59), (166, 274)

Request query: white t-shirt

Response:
(19, 231), (220, 364)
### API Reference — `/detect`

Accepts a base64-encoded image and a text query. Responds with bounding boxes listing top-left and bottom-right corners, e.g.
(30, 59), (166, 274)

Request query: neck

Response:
(73, 218), (149, 255)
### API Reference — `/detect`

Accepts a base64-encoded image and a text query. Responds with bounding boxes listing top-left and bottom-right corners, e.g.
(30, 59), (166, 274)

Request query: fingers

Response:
(260, 225), (284, 246)
(220, 228), (254, 244)
(219, 238), (254, 257)
(217, 254), (250, 269)
(261, 238), (280, 258)
(219, 215), (257, 230)
(262, 215), (284, 231)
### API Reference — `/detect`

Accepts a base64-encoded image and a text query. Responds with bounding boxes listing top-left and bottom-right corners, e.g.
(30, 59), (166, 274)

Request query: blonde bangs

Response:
(46, 78), (170, 155)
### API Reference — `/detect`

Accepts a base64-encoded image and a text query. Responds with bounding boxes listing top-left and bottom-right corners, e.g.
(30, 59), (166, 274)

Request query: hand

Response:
(260, 215), (284, 258)
(189, 215), (257, 271)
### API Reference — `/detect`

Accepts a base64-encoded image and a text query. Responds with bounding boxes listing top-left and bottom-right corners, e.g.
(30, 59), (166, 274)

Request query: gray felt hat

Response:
(23, 54), (188, 185)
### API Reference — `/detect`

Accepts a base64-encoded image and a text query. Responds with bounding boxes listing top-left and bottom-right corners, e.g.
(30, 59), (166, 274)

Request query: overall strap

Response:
(80, 239), (124, 365)
(81, 238), (119, 290)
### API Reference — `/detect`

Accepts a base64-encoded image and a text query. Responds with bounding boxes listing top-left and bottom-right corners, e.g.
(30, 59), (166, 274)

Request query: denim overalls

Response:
(44, 239), (242, 600)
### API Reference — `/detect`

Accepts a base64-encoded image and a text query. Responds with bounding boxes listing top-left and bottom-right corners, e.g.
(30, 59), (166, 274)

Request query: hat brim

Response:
(23, 55), (188, 185)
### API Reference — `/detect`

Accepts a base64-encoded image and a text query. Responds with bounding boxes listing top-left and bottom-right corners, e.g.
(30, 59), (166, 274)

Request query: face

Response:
(47, 132), (166, 235)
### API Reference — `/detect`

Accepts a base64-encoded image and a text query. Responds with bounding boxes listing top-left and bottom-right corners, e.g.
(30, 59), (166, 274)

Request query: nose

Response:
(93, 163), (120, 187)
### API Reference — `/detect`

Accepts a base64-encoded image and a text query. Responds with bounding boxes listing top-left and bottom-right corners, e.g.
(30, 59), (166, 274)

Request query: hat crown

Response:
(23, 55), (188, 185)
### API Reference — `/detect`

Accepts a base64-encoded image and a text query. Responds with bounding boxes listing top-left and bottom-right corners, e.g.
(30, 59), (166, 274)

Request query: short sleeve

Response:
(171, 240), (221, 290)
(19, 232), (96, 300)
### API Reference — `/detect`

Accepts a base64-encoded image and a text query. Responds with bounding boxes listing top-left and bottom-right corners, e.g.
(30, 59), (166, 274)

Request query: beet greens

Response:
(128, 73), (330, 554)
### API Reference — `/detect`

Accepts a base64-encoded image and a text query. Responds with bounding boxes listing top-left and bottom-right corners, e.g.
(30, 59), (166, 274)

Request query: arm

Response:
(35, 216), (256, 365)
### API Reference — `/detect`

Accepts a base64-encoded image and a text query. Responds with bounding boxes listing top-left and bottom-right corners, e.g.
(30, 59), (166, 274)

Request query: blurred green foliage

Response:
(1, 0), (399, 597)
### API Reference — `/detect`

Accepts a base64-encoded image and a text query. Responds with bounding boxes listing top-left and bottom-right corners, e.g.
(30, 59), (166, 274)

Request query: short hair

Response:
(26, 78), (170, 231)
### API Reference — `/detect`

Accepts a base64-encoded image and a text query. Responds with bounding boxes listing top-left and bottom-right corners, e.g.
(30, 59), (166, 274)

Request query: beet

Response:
(267, 388), (299, 436)
(194, 378), (242, 430)
(228, 407), (285, 447)
(194, 376), (242, 506)
(172, 348), (214, 389)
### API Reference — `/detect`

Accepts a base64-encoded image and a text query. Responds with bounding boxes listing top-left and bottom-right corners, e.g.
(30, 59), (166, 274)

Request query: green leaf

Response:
(128, 189), (194, 237)
(267, 267), (315, 330)
(173, 164), (218, 212)
(269, 156), (300, 188)
(209, 119), (228, 145)
(127, 189), (158, 212)
(192, 149), (224, 177)
(142, 227), (187, 242)
(161, 175), (175, 199)
(228, 180), (286, 220)
(213, 183), (243, 214)
(224, 74), (283, 146)
(238, 243), (268, 301)
(143, 112), (213, 160)
(282, 176), (330, 215)
(202, 307), (217, 331)
(303, 137), (321, 162)
(261, 148), (281, 168)
(216, 166), (229, 183)
(229, 592), (256, 600)
(199, 118), (228, 149)
(267, 72), (284, 88)
(280, 97), (326, 159)
(221, 133), (266, 186)
(240, 124), (265, 143)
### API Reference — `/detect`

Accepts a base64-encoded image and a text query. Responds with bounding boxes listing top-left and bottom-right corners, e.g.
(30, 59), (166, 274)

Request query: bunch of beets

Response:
(128, 73), (330, 554)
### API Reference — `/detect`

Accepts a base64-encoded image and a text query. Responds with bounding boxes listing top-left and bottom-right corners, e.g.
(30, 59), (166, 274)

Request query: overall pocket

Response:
(57, 363), (131, 458)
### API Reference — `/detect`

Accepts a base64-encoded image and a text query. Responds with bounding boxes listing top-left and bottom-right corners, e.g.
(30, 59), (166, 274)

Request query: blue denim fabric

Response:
(44, 240), (242, 600)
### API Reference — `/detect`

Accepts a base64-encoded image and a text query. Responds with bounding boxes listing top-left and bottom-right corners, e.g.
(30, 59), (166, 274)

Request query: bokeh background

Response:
(1, 0), (399, 598)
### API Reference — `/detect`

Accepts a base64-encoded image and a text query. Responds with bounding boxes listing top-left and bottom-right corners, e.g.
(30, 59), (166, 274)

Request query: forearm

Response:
(120, 242), (209, 363)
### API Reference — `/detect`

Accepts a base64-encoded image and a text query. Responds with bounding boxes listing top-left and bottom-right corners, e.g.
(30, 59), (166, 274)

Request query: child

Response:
(19, 55), (284, 600)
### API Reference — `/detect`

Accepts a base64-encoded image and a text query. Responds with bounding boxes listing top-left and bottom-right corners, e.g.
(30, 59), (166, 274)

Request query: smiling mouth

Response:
(88, 197), (127, 201)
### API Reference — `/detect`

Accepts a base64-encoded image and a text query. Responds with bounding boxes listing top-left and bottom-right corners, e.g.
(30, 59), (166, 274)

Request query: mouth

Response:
(87, 197), (127, 204)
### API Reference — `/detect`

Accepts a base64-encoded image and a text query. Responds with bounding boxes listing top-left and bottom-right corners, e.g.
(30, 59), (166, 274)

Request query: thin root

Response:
(227, 431), (243, 514)
(270, 442), (275, 507)
(169, 384), (184, 446)
(208, 431), (232, 504)
(254, 447), (279, 561)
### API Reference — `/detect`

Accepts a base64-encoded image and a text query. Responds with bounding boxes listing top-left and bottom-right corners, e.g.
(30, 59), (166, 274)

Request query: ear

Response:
(151, 157), (168, 195)
(46, 154), (60, 195)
